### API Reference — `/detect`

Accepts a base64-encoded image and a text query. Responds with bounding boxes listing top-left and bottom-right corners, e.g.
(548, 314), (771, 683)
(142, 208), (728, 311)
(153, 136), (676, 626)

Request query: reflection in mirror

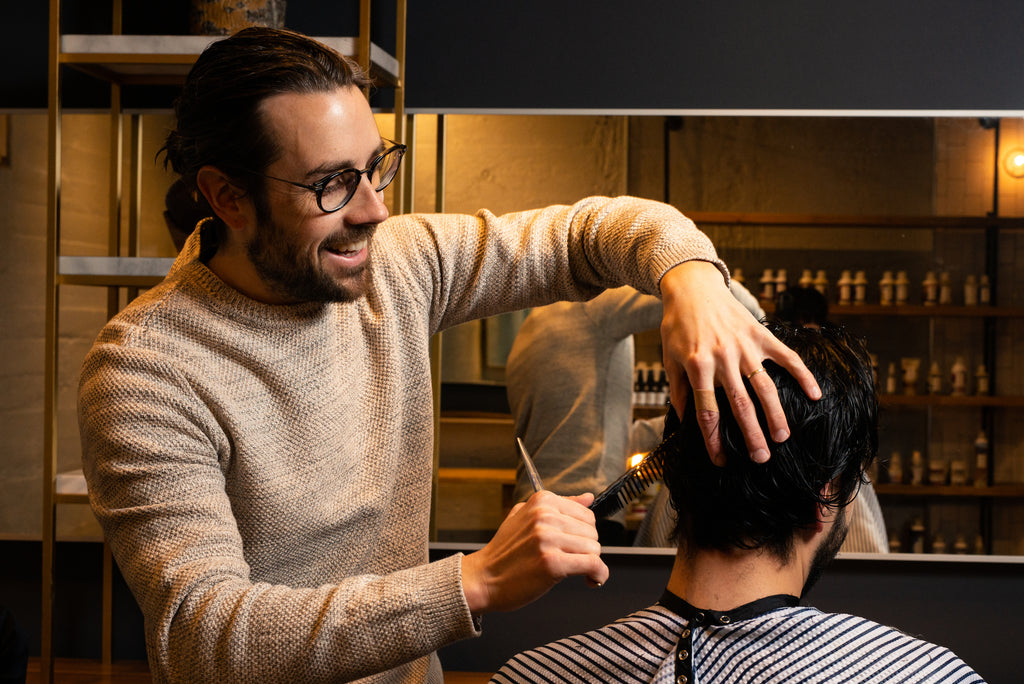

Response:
(428, 114), (1024, 557)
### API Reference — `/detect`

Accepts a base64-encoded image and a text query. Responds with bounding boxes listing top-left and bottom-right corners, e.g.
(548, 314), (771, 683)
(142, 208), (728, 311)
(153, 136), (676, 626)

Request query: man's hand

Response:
(461, 491), (609, 616)
(659, 261), (821, 465)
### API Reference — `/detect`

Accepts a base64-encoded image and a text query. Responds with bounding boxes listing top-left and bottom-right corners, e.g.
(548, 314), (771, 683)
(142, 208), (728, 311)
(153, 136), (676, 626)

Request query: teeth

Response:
(327, 239), (367, 254)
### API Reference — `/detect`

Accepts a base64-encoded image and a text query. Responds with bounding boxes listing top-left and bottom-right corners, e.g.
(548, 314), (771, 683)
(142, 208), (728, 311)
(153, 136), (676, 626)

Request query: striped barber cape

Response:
(490, 590), (985, 683)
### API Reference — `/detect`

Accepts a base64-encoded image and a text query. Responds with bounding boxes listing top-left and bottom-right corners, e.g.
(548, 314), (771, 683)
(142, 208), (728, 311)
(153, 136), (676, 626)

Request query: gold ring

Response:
(746, 367), (766, 380)
(693, 389), (719, 413)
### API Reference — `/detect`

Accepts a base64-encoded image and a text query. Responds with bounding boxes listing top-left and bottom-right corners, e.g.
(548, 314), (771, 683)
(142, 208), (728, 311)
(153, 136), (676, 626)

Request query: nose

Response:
(343, 174), (390, 225)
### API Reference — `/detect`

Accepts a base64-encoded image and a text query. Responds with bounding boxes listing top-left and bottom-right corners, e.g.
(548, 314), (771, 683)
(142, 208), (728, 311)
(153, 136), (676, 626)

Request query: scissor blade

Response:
(516, 437), (544, 492)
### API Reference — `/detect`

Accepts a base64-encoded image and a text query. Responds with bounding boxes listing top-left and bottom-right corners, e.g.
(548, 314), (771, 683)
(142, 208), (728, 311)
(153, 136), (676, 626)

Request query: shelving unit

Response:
(686, 210), (1024, 558)
(41, 2), (406, 681)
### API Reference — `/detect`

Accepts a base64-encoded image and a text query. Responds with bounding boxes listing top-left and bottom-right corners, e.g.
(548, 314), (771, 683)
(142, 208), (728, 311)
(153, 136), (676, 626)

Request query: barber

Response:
(77, 27), (819, 683)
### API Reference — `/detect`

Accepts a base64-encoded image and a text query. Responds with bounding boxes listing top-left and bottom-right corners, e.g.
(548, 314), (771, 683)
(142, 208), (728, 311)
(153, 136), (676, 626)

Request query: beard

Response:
(246, 213), (373, 304)
(801, 506), (848, 598)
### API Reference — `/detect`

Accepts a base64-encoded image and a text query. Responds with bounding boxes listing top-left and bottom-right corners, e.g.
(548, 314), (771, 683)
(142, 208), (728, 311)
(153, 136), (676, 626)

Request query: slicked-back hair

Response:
(662, 321), (878, 561)
(161, 27), (371, 202)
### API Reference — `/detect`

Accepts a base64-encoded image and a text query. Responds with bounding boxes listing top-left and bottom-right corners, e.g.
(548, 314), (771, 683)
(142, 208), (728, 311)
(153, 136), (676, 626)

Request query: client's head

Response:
(662, 321), (877, 586)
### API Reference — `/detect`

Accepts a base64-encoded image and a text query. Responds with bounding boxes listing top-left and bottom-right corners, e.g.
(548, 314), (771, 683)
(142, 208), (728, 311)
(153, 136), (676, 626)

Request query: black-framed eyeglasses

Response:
(250, 140), (406, 213)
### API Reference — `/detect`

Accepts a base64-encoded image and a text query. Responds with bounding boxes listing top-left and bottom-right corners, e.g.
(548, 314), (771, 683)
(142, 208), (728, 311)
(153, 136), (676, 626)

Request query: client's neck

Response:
(665, 544), (806, 611)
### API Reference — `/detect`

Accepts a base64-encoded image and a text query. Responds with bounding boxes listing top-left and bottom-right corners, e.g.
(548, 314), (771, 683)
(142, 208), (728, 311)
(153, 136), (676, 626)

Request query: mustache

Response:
(321, 225), (375, 251)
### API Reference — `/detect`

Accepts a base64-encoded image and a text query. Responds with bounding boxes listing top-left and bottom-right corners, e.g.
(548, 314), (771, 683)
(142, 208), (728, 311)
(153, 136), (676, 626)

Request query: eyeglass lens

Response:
(319, 146), (404, 212)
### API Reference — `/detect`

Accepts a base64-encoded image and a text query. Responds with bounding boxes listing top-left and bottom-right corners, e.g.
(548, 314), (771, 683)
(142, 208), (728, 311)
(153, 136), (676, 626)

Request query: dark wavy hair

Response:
(662, 321), (878, 561)
(159, 27), (371, 242)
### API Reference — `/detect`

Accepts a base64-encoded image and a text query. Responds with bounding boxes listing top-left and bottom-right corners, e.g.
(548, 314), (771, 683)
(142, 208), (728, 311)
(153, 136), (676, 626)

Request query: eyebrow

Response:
(303, 140), (388, 181)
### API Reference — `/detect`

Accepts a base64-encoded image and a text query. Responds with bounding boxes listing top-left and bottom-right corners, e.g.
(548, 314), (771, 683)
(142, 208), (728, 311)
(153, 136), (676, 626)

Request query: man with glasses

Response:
(78, 27), (818, 682)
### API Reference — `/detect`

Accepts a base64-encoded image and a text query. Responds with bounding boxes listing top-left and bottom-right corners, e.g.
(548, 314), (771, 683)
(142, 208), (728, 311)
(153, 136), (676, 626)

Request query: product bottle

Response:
(953, 534), (969, 554)
(928, 361), (942, 394)
(632, 367), (645, 407)
(974, 430), (989, 487)
(909, 518), (926, 554)
(964, 274), (978, 306)
(910, 449), (924, 485)
(931, 534), (947, 554)
(887, 451), (903, 484)
(774, 268), (788, 296)
(895, 270), (910, 305)
(813, 270), (829, 296)
(922, 271), (938, 305)
(975, 364), (989, 395)
(853, 270), (868, 305)
(885, 362), (897, 395)
(656, 367), (668, 406)
(837, 270), (853, 305)
(759, 268), (775, 301)
(644, 368), (658, 407)
(798, 269), (813, 289)
(879, 271), (894, 305)
(979, 274), (991, 305)
(950, 356), (967, 395)
(732, 267), (746, 285)
(938, 271), (953, 305)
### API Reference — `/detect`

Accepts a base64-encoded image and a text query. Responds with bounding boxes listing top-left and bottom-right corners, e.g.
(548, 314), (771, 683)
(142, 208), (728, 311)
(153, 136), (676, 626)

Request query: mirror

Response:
(424, 113), (1024, 557)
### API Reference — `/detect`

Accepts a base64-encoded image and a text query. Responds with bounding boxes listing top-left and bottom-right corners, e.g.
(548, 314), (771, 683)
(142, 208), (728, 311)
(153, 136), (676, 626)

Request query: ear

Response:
(196, 166), (255, 234)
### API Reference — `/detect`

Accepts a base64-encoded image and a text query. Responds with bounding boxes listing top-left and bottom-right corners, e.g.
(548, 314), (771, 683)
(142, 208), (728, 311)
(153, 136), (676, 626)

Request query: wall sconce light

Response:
(1003, 147), (1024, 178)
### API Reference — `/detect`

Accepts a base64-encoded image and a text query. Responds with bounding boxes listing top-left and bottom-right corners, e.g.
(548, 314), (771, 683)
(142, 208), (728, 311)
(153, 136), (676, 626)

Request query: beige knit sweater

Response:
(78, 197), (725, 682)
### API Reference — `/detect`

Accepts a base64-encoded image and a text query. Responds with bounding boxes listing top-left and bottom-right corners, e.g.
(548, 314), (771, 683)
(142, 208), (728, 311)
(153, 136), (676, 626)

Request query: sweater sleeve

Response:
(78, 338), (479, 682)
(380, 196), (726, 334)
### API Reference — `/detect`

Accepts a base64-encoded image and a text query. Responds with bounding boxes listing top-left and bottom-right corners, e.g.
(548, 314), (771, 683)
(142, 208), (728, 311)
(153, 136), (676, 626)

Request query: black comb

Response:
(589, 441), (668, 519)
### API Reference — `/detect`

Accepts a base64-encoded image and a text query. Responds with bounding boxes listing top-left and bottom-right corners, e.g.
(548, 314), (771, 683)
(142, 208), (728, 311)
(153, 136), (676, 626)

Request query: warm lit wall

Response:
(2, 111), (1023, 553)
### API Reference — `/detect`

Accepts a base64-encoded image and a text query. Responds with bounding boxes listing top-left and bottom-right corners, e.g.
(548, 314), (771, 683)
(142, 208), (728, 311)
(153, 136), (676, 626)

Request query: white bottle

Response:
(853, 270), (868, 305)
(950, 357), (967, 395)
(888, 451), (903, 484)
(938, 272), (953, 305)
(799, 269), (814, 289)
(895, 270), (910, 305)
(964, 274), (978, 306)
(975, 364), (990, 396)
(774, 268), (788, 296)
(813, 270), (829, 296)
(911, 449), (925, 485)
(837, 270), (853, 305)
(732, 267), (746, 285)
(879, 271), (894, 305)
(922, 271), (938, 305)
(759, 268), (775, 301)
(928, 361), (942, 394)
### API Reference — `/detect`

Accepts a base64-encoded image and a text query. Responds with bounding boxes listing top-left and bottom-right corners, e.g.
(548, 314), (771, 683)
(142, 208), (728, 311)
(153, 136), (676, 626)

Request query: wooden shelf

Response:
(876, 484), (1024, 498)
(879, 394), (1024, 408)
(60, 34), (400, 87)
(688, 211), (1024, 230)
(58, 256), (174, 287)
(830, 304), (1024, 318)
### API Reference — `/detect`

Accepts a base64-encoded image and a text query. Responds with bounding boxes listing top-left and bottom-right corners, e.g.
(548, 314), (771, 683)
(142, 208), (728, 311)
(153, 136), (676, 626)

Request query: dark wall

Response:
(8, 2), (1024, 112)
(406, 0), (1024, 112)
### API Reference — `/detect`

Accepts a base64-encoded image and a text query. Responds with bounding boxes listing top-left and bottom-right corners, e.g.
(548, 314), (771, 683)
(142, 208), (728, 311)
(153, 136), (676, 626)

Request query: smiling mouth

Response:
(324, 239), (367, 256)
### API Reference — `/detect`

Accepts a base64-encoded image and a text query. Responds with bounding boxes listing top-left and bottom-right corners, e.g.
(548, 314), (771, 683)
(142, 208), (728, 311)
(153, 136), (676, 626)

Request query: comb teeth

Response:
(589, 447), (666, 520)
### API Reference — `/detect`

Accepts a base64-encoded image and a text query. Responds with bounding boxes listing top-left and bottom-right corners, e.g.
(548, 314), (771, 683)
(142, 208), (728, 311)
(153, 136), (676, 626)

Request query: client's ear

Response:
(196, 166), (254, 233)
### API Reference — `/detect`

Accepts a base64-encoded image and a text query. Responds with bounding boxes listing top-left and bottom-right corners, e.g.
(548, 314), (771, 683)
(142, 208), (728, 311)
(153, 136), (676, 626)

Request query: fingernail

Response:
(773, 429), (789, 442)
(753, 448), (770, 463)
